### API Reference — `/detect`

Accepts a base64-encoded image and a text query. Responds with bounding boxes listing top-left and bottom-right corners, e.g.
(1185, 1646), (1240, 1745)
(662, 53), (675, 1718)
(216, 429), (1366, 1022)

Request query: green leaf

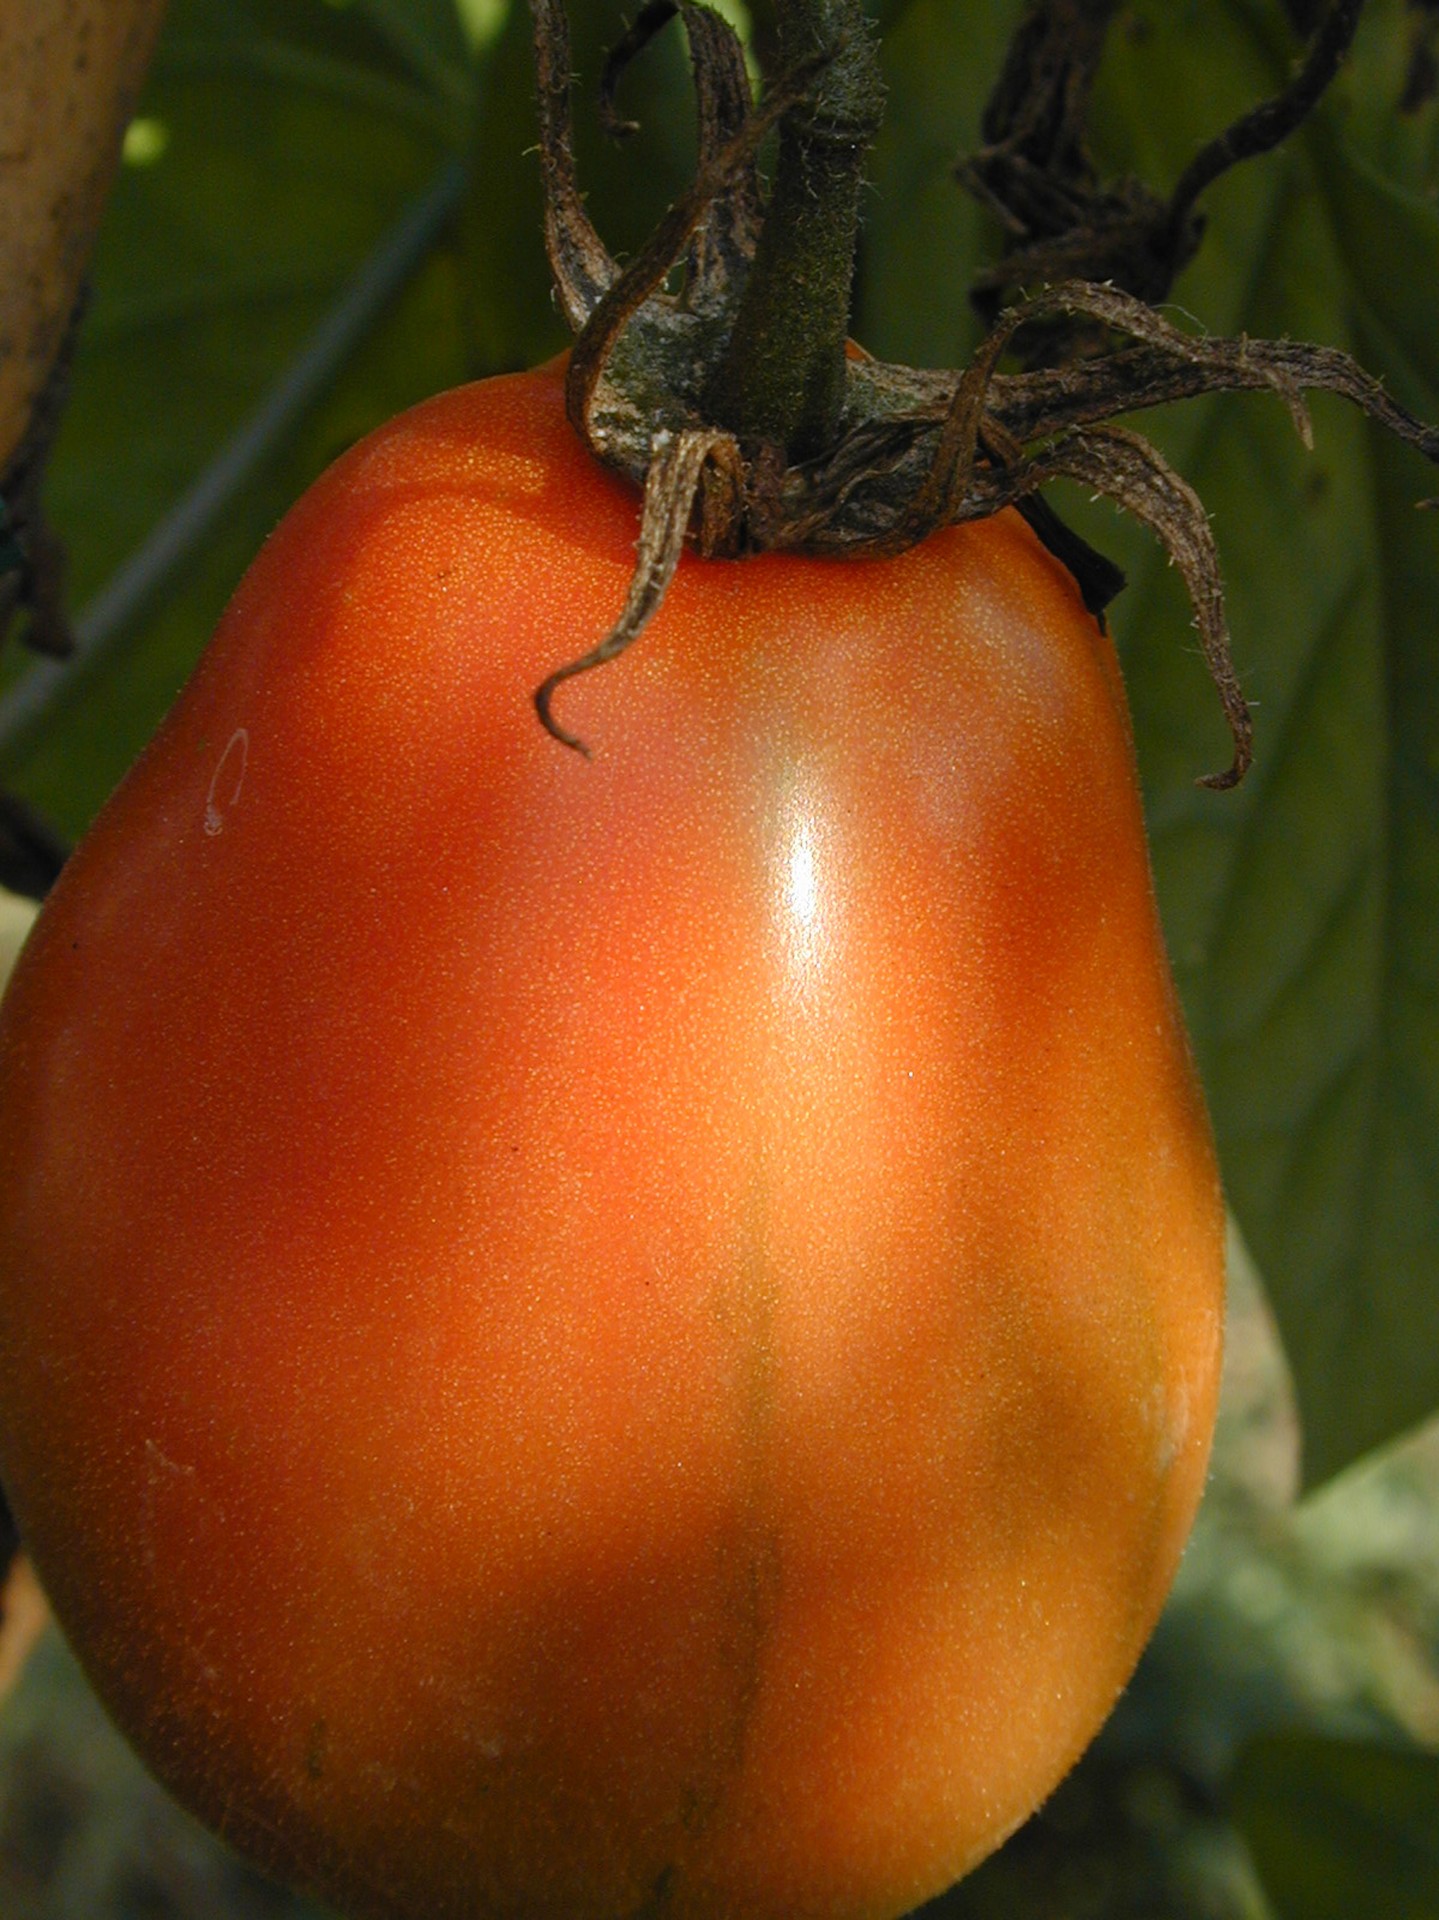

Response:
(1224, 140), (1439, 1489)
(1230, 1735), (1439, 1920)
(6, 246), (469, 836)
(461, 0), (567, 372)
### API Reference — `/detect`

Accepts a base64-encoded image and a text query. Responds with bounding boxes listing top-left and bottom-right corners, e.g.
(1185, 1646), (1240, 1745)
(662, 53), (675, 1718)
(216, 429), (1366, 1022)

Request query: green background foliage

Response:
(2, 0), (1438, 1914)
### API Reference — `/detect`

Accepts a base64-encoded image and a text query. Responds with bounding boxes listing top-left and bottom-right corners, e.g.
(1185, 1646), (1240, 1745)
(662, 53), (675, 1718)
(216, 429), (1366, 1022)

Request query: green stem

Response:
(705, 0), (883, 461)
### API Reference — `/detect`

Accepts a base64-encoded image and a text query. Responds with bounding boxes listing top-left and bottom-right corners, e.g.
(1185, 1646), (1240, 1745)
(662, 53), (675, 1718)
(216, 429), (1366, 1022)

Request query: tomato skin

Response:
(0, 362), (1222, 1920)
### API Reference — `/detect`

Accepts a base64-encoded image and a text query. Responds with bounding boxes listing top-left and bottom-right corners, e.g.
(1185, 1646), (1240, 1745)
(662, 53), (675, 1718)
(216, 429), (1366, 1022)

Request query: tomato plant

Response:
(0, 362), (1224, 1920)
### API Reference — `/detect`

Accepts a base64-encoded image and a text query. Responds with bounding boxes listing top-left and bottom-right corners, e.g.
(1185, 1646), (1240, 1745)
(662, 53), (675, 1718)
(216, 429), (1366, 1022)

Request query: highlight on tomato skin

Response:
(0, 359), (1224, 1920)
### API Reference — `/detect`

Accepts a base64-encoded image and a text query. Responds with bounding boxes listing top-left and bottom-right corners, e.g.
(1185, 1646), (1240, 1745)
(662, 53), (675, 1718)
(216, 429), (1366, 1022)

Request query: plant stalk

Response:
(704, 0), (883, 460)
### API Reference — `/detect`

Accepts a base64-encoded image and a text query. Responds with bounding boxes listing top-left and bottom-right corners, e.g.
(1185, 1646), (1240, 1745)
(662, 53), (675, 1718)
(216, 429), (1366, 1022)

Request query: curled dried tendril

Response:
(532, 428), (734, 755)
(527, 0), (1439, 789)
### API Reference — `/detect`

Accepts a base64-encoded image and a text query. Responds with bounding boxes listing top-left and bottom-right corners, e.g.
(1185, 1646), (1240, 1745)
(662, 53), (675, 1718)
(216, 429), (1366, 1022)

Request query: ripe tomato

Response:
(0, 362), (1223, 1920)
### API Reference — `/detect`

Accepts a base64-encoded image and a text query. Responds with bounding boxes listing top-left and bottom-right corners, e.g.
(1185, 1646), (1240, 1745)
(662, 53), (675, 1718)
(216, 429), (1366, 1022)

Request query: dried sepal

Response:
(0, 315), (80, 663)
(529, 0), (618, 332)
(678, 2), (765, 296)
(534, 427), (735, 754)
(1022, 425), (1252, 789)
(992, 334), (1439, 457)
(564, 68), (804, 461)
(537, 0), (823, 485)
(770, 279), (1439, 556)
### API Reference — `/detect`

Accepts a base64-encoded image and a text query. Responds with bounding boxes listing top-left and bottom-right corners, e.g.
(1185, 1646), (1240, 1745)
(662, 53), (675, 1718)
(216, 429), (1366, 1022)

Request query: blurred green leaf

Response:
(917, 1749), (1276, 1919)
(1230, 1734), (1439, 1919)
(1216, 137), (1439, 1490)
(355, 0), (477, 107)
(461, 0), (566, 371)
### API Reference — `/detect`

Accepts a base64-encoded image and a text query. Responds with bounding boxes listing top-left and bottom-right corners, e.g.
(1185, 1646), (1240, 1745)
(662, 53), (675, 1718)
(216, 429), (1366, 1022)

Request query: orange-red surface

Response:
(0, 363), (1223, 1920)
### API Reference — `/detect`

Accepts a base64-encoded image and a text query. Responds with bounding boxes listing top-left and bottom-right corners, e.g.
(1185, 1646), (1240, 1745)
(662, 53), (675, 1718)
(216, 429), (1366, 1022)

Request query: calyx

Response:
(529, 0), (1439, 787)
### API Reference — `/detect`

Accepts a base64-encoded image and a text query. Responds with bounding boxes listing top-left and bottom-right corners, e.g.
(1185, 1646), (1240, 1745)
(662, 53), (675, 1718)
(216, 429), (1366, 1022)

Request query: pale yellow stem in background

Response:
(0, 0), (169, 473)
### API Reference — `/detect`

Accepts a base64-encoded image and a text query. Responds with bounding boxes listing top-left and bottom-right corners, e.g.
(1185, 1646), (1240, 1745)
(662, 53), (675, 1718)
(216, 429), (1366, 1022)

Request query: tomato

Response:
(0, 362), (1223, 1920)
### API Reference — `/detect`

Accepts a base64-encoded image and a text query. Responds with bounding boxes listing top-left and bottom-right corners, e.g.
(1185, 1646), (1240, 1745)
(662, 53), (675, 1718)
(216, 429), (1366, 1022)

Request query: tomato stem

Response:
(703, 0), (883, 461)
